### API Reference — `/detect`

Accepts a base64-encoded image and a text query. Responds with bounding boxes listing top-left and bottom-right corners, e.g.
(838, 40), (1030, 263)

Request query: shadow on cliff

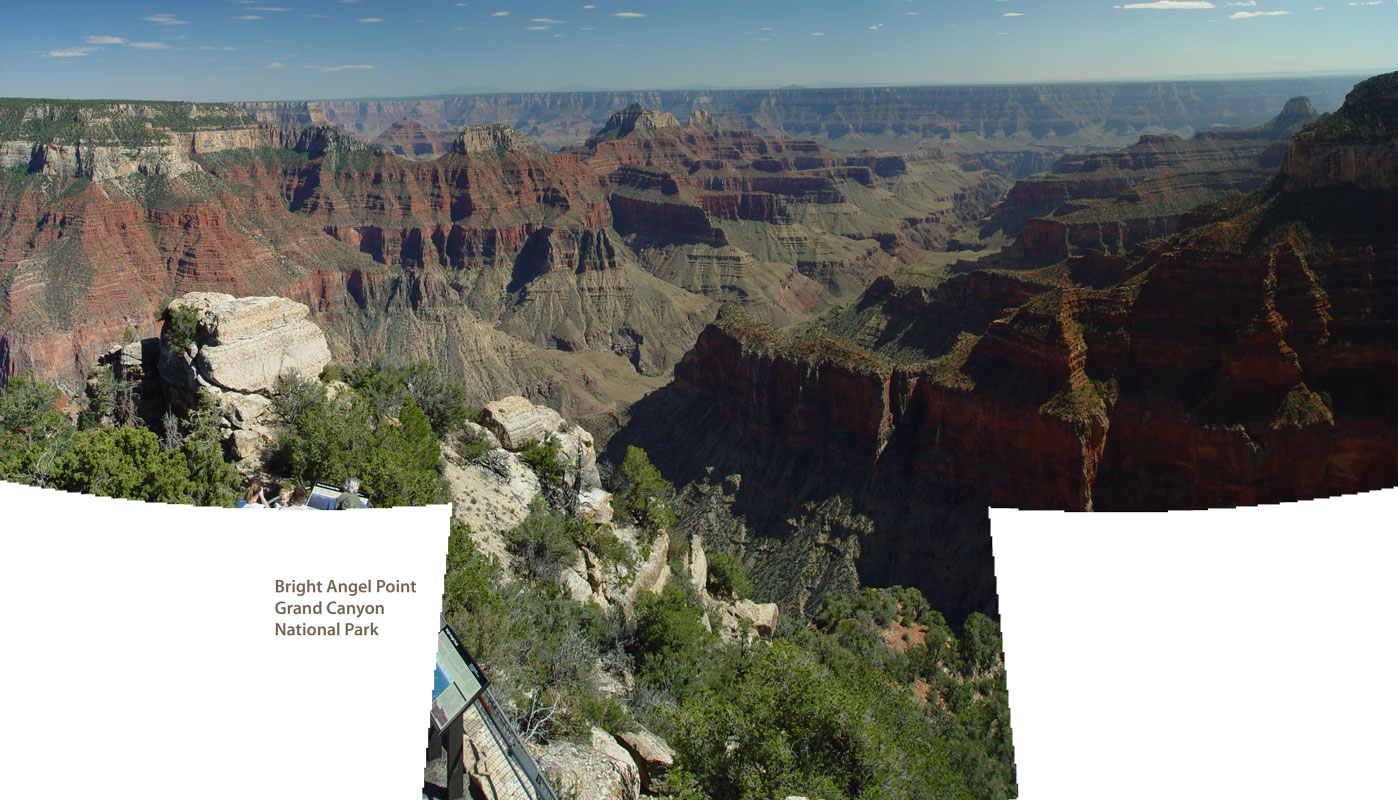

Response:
(599, 382), (998, 628)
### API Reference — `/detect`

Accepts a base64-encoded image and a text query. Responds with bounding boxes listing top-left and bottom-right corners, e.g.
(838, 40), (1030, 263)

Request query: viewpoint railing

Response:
(429, 616), (559, 800)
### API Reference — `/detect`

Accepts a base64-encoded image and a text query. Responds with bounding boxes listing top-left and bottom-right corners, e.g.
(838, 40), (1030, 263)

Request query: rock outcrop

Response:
(152, 292), (330, 470)
(537, 731), (639, 800)
(182, 295), (332, 395)
(614, 729), (674, 795)
(483, 395), (569, 450)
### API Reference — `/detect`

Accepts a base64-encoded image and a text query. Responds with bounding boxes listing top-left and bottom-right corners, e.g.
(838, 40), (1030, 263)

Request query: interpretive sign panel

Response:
(431, 617), (488, 732)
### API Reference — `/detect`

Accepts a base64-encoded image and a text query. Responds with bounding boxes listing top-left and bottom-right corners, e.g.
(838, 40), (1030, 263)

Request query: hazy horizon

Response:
(2, 0), (1394, 102)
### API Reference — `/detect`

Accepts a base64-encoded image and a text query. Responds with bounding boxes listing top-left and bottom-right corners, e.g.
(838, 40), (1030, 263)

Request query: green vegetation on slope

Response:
(266, 367), (452, 508)
(0, 372), (240, 505)
(1306, 72), (1398, 135)
(0, 98), (254, 146)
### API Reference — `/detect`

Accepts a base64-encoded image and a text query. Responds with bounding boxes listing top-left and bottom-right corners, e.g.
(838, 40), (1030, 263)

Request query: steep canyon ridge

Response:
(2, 72), (1395, 625)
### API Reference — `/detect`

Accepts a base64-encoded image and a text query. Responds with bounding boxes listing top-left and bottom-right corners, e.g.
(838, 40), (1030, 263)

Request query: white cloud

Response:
(867, 23), (883, 29)
(249, 5), (290, 10)
(613, 11), (646, 17)
(532, 17), (566, 24)
(143, 13), (190, 25)
(1228, 9), (1291, 15)
(1347, 1), (1381, 5)
(359, 17), (385, 22)
(583, 3), (596, 7)
(1003, 11), (1026, 15)
(1226, 0), (1256, 5)
(308, 63), (374, 71)
(525, 25), (549, 30)
(43, 46), (99, 57)
(580, 26), (595, 30)
(85, 35), (127, 44)
(266, 62), (285, 69)
(810, 31), (824, 35)
(906, 11), (919, 14)
(130, 41), (171, 49)
(234, 15), (263, 20)
(491, 10), (509, 16)
(1115, 1), (1215, 7)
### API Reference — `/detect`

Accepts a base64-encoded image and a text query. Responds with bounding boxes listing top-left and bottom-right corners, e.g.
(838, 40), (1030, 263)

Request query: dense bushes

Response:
(669, 641), (974, 800)
(0, 373), (241, 506)
(336, 361), (471, 436)
(267, 370), (446, 507)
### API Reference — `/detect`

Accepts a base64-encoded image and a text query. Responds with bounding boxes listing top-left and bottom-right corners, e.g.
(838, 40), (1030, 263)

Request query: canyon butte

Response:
(2, 72), (1395, 622)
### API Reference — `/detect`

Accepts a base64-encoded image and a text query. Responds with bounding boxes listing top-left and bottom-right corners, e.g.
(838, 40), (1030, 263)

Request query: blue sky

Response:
(1, 0), (1393, 100)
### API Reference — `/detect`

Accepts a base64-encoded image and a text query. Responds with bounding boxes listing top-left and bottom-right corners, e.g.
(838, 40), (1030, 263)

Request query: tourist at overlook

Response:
(236, 482), (270, 509)
(336, 477), (366, 510)
(284, 486), (311, 510)
(272, 486), (293, 508)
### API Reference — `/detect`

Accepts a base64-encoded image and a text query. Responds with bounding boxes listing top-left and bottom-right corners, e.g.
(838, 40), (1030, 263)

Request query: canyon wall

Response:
(237, 77), (1359, 151)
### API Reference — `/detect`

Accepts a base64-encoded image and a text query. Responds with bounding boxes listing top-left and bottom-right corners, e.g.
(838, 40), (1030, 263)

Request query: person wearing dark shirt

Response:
(336, 477), (366, 510)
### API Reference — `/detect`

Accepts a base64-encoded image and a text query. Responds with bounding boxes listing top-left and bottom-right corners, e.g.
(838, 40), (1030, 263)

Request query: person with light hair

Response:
(272, 486), (293, 508)
(336, 477), (366, 510)
(236, 482), (269, 509)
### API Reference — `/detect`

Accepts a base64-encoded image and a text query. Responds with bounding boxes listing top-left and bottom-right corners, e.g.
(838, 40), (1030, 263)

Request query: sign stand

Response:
(427, 616), (559, 800)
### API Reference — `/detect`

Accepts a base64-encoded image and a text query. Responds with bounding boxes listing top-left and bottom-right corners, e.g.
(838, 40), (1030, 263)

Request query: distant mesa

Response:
(1272, 96), (1319, 132)
(587, 103), (681, 143)
(687, 108), (718, 130)
(371, 117), (457, 159)
(450, 123), (539, 156)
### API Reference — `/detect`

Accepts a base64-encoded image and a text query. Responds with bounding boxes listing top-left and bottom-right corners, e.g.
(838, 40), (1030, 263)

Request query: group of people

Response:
(236, 478), (367, 510)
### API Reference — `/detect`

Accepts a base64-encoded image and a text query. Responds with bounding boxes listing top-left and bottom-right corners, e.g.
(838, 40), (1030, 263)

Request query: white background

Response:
(0, 481), (450, 800)
(994, 492), (1398, 800)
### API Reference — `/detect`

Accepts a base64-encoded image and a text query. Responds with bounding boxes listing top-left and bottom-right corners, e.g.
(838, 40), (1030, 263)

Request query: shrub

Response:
(669, 641), (973, 800)
(959, 613), (1002, 674)
(574, 524), (633, 572)
(180, 393), (241, 507)
(342, 361), (470, 436)
(268, 375), (445, 507)
(616, 445), (676, 532)
(456, 430), (493, 462)
(632, 583), (720, 704)
(506, 498), (581, 584)
(0, 372), (75, 486)
(520, 437), (565, 485)
(705, 551), (753, 600)
(52, 426), (195, 503)
(163, 304), (201, 353)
